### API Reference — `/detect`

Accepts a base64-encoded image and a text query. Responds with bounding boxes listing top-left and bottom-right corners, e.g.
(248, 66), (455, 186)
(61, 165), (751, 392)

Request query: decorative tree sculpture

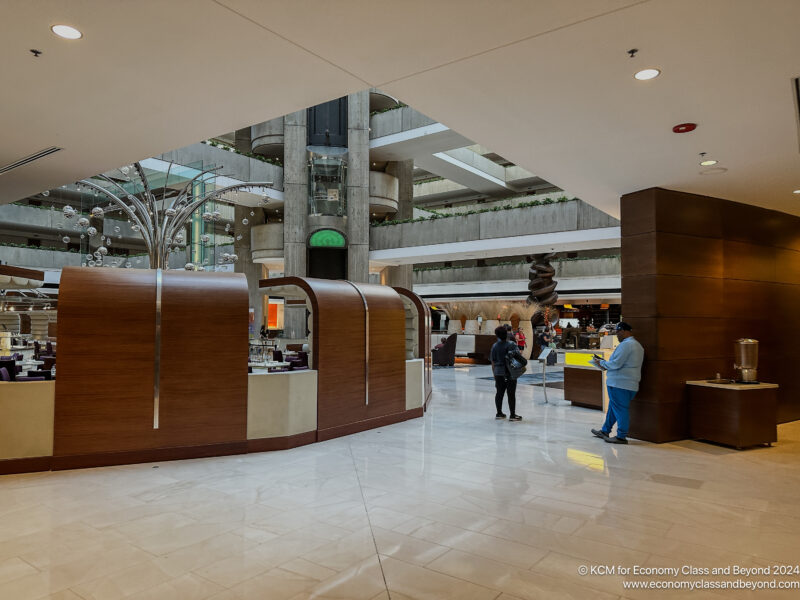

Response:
(527, 252), (559, 327)
(71, 162), (272, 270)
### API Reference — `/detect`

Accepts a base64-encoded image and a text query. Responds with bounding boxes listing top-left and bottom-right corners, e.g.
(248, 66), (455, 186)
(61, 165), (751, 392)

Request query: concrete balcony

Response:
(157, 143), (284, 193)
(251, 223), (284, 266)
(413, 256), (621, 285)
(369, 107), (471, 161)
(412, 256), (622, 302)
(251, 117), (284, 159)
(369, 171), (399, 215)
(370, 199), (618, 251)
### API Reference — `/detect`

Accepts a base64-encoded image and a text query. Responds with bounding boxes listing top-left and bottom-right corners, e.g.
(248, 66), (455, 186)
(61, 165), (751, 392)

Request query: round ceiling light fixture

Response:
(51, 24), (82, 39)
(673, 123), (697, 133)
(793, 189), (800, 194)
(699, 167), (728, 175)
(700, 159), (718, 166)
(634, 68), (661, 81)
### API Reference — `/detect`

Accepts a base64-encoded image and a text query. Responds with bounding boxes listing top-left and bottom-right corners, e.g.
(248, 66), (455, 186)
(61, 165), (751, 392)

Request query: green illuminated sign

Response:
(308, 229), (346, 248)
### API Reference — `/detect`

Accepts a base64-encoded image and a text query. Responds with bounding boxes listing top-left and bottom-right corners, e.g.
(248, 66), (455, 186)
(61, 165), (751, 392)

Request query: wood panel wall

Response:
(158, 271), (248, 448)
(357, 283), (407, 422)
(621, 188), (800, 442)
(19, 314), (30, 335)
(262, 277), (410, 441)
(394, 287), (432, 406)
(54, 267), (248, 468)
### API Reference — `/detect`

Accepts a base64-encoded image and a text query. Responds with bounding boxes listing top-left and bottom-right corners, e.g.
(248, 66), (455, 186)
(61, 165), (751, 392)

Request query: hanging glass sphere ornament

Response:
(184, 263), (195, 271)
(87, 226), (97, 237)
(62, 205), (76, 219)
(241, 217), (249, 226)
(72, 161), (272, 271)
(88, 260), (96, 267)
(42, 190), (50, 197)
(90, 206), (103, 217)
(200, 233), (210, 243)
(230, 254), (239, 263)
(250, 210), (255, 217)
(77, 217), (90, 228)
(106, 238), (112, 246)
(98, 246), (108, 256)
(236, 234), (243, 241)
(114, 226), (121, 233)
(124, 261), (132, 268)
(80, 234), (85, 240)
(62, 236), (70, 244)
(224, 223), (231, 232)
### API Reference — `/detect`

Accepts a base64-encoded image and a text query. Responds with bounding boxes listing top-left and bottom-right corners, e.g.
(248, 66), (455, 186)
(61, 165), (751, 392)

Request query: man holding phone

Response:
(590, 322), (644, 444)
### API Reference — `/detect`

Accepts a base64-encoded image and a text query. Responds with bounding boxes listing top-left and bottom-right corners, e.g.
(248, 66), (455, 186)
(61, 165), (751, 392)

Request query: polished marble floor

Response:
(2, 364), (800, 599)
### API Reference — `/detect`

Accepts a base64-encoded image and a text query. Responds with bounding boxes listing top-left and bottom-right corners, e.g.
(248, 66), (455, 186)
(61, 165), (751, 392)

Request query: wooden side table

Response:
(686, 381), (778, 449)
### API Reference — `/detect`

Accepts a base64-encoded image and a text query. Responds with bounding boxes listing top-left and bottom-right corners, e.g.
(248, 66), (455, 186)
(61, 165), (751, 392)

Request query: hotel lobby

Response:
(2, 1), (800, 598)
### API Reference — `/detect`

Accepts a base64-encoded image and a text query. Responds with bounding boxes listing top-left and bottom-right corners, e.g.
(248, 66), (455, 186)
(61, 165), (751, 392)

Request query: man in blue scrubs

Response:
(590, 322), (644, 444)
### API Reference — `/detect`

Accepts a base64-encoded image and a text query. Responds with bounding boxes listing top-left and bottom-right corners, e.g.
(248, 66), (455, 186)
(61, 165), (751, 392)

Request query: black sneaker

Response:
(509, 414), (522, 421)
(591, 428), (609, 439)
(495, 413), (507, 419)
(604, 436), (628, 444)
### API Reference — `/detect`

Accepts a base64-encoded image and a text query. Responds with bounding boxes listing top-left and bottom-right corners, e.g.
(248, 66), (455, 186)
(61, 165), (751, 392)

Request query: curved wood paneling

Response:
(159, 271), (249, 447)
(54, 268), (157, 456)
(393, 287), (432, 407)
(261, 277), (366, 433)
(261, 277), (410, 439)
(54, 267), (249, 466)
(354, 283), (406, 421)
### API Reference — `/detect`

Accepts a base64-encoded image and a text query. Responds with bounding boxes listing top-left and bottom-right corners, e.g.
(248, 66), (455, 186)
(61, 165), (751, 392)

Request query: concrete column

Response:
(384, 159), (414, 289)
(234, 205), (266, 335)
(346, 90), (370, 283)
(283, 109), (308, 337)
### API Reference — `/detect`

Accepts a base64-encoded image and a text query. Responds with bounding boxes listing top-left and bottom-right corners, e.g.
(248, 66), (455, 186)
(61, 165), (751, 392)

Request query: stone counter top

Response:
(686, 380), (779, 391)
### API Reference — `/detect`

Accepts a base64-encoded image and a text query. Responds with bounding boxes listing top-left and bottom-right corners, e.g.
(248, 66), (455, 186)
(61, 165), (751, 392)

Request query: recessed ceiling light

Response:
(699, 159), (718, 166)
(51, 24), (82, 39)
(793, 189), (800, 194)
(634, 68), (660, 81)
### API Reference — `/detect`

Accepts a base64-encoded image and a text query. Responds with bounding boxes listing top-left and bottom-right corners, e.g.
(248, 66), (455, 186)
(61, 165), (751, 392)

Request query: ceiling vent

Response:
(0, 147), (62, 176)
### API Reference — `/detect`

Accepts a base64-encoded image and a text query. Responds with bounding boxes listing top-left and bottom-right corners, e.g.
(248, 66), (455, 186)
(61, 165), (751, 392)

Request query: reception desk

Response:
(560, 349), (612, 410)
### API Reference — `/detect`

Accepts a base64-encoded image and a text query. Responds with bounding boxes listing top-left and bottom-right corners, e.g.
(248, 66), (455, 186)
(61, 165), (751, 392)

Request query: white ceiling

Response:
(2, 0), (799, 217)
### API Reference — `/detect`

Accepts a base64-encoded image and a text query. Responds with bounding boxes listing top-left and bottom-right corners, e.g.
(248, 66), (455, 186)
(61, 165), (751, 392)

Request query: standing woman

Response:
(490, 326), (523, 421)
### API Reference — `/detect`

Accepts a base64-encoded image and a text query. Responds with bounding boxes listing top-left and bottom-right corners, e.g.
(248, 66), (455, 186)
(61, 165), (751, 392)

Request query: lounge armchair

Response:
(432, 333), (457, 367)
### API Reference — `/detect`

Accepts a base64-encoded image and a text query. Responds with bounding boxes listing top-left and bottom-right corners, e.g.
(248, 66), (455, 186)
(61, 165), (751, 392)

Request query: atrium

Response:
(1, 1), (800, 599)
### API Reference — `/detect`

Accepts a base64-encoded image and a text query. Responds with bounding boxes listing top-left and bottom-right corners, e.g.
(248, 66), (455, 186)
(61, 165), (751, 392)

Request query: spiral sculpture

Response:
(527, 253), (558, 326)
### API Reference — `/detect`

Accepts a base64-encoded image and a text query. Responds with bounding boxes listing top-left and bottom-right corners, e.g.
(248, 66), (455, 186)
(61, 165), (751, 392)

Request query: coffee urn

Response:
(734, 338), (759, 383)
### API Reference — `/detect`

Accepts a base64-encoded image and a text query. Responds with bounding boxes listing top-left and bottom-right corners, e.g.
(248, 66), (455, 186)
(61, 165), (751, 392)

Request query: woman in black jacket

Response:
(490, 326), (523, 421)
